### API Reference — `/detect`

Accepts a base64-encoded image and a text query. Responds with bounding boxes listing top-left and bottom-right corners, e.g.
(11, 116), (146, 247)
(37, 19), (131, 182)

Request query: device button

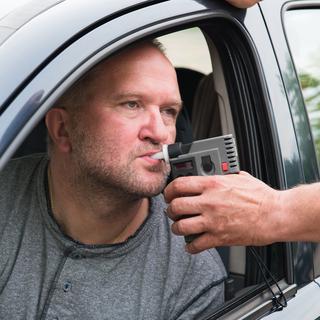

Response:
(201, 156), (214, 173)
(222, 162), (229, 172)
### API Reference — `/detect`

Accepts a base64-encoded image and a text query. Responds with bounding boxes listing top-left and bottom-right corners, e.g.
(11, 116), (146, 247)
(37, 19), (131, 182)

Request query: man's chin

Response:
(121, 163), (169, 196)
(135, 175), (168, 196)
(144, 162), (168, 173)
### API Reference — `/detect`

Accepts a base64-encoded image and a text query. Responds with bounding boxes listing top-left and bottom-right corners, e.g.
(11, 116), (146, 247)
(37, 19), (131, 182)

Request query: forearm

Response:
(275, 183), (320, 242)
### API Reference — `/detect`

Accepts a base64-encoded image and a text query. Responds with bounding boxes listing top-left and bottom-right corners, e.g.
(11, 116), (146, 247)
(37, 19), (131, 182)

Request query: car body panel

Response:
(0, 0), (166, 108)
(259, 0), (320, 287)
(265, 276), (320, 319)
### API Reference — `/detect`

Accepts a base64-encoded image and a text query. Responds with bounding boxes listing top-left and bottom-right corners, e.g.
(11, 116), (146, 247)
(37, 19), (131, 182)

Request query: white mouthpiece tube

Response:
(151, 145), (169, 164)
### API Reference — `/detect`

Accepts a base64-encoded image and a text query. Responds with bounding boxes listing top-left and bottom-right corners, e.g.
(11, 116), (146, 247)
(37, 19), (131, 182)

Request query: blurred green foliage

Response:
(299, 72), (320, 162)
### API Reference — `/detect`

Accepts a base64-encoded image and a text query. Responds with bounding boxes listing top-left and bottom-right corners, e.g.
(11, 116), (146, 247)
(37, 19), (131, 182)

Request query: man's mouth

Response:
(139, 150), (164, 165)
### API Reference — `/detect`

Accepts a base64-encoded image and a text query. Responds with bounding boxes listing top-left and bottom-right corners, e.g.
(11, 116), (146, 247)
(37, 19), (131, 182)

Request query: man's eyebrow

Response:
(171, 100), (183, 113)
(163, 99), (183, 109)
(109, 92), (142, 101)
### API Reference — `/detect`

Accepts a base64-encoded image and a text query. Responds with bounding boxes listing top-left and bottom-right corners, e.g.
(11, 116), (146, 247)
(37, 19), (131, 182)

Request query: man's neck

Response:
(48, 162), (149, 245)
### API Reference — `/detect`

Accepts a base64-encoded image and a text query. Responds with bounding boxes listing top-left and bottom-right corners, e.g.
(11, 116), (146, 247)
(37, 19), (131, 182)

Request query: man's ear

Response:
(45, 108), (72, 153)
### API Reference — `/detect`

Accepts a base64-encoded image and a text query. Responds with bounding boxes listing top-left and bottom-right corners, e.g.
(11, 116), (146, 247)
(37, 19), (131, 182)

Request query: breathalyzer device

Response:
(152, 134), (240, 243)
(152, 134), (239, 178)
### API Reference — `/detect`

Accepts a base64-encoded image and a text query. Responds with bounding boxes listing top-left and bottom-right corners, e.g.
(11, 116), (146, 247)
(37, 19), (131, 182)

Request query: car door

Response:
(258, 0), (320, 319)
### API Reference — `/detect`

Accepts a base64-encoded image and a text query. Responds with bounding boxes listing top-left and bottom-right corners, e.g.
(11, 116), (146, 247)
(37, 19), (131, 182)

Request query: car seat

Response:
(175, 67), (204, 143)
(192, 72), (222, 138)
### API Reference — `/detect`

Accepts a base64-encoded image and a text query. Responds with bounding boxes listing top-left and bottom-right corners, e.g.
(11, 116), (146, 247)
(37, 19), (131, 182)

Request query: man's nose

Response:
(139, 108), (170, 143)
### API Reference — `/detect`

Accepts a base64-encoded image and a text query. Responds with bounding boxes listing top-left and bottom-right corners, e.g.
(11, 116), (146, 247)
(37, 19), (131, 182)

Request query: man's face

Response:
(69, 44), (182, 198)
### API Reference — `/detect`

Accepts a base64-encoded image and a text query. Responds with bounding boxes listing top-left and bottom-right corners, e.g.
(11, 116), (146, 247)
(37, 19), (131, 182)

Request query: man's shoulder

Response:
(0, 153), (47, 241)
(184, 244), (227, 283)
(0, 153), (47, 207)
(0, 153), (47, 180)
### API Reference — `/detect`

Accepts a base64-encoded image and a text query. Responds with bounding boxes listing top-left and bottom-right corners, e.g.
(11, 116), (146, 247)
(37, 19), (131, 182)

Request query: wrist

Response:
(259, 186), (295, 244)
(274, 189), (293, 242)
(276, 186), (312, 242)
(256, 187), (285, 245)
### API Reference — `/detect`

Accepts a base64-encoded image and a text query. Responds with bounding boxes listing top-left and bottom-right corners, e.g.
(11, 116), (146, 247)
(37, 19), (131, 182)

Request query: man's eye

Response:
(161, 108), (178, 118)
(125, 101), (139, 109)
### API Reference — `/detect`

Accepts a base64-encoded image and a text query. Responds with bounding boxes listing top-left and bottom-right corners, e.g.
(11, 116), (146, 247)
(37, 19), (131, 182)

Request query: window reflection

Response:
(285, 10), (320, 165)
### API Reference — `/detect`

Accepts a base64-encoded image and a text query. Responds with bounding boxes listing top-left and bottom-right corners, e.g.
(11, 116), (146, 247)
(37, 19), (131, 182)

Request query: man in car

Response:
(0, 40), (226, 319)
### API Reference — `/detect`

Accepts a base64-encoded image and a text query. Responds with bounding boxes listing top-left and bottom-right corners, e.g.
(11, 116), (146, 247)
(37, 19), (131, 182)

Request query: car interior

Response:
(159, 27), (247, 299)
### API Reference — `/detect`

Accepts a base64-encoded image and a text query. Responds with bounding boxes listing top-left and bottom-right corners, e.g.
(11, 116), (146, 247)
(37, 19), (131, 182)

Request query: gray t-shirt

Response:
(0, 154), (226, 320)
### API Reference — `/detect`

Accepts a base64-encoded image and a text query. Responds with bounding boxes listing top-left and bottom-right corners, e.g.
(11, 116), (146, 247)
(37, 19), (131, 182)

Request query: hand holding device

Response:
(153, 134), (240, 243)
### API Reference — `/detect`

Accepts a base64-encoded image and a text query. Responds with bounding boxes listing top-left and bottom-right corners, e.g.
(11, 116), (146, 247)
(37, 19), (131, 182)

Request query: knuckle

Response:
(172, 220), (185, 235)
(170, 198), (180, 214)
(171, 178), (184, 193)
(176, 221), (184, 234)
(198, 218), (207, 231)
(165, 206), (173, 219)
(163, 187), (169, 200)
(204, 175), (222, 189)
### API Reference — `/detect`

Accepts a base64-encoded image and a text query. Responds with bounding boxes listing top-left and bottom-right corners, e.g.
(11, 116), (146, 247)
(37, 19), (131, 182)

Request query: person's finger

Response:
(164, 175), (222, 203)
(164, 176), (204, 203)
(171, 215), (206, 236)
(166, 194), (209, 220)
(185, 233), (220, 254)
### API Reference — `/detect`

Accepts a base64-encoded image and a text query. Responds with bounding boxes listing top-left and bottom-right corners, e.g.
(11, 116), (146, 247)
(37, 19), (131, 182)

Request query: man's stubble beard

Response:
(70, 129), (170, 200)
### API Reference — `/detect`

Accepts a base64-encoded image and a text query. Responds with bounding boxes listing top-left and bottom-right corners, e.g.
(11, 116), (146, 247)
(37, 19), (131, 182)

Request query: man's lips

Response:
(139, 151), (163, 165)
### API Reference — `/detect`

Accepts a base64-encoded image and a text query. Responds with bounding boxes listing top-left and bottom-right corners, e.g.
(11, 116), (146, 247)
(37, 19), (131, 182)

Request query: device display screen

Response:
(173, 161), (193, 170)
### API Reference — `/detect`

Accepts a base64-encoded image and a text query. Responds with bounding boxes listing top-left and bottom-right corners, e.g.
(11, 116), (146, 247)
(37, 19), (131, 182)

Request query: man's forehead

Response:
(85, 42), (180, 101)
(96, 61), (178, 92)
(97, 43), (171, 74)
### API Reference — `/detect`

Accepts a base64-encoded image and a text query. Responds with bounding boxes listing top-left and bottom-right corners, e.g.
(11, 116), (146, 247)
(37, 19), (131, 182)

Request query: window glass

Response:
(285, 8), (320, 278)
(285, 10), (320, 166)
